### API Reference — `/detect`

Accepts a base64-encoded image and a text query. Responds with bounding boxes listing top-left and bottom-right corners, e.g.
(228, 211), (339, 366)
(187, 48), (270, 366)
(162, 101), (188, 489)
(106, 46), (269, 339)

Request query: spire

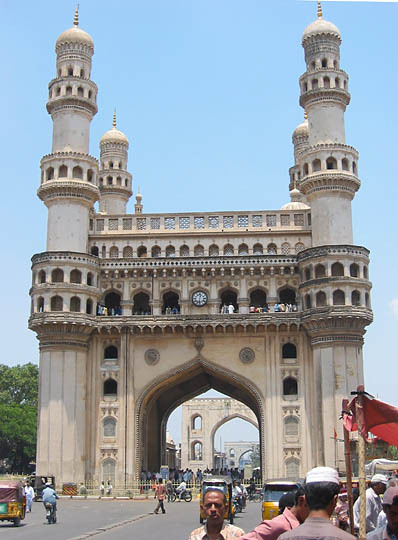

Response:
(317, 0), (323, 19)
(304, 111), (308, 120)
(135, 187), (143, 214)
(112, 110), (117, 129)
(74, 5), (79, 26)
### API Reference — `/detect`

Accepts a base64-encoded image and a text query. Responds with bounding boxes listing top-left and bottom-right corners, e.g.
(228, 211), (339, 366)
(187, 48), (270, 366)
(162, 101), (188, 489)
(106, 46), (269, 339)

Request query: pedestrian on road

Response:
(279, 466), (356, 540)
(189, 488), (244, 539)
(353, 474), (387, 533)
(154, 478), (167, 514)
(239, 486), (309, 539)
(24, 482), (34, 512)
(100, 481), (105, 498)
(106, 480), (112, 496)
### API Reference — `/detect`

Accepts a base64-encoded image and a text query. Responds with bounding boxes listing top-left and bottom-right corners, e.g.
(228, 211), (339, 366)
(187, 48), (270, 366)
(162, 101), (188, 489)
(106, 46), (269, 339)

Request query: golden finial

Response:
(74, 4), (79, 26)
(304, 111), (308, 120)
(112, 110), (117, 128)
(317, 0), (323, 19)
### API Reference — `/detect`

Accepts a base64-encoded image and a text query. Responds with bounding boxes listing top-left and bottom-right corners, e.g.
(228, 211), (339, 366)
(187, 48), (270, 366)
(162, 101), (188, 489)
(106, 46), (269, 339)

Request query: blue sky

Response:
(1, 0), (397, 445)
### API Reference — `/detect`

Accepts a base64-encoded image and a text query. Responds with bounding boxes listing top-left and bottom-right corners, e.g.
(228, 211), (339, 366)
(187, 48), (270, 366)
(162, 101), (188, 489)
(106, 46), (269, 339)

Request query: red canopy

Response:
(342, 389), (398, 445)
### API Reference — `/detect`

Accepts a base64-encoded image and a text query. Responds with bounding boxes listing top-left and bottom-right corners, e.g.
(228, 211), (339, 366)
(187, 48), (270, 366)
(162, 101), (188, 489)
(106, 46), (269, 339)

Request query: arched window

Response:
(104, 378), (117, 398)
(283, 377), (298, 397)
(77, 87), (84, 97)
(72, 166), (83, 179)
(58, 165), (68, 178)
(326, 157), (337, 170)
(267, 243), (277, 255)
(223, 244), (234, 256)
(152, 246), (161, 258)
(80, 68), (85, 78)
(284, 416), (299, 437)
(363, 266), (368, 279)
(365, 292), (370, 307)
(333, 290), (345, 305)
(66, 86), (72, 95)
(109, 246), (119, 258)
(162, 291), (180, 313)
(311, 78), (319, 90)
(286, 458), (300, 479)
(229, 448), (235, 457)
(305, 267), (311, 281)
(194, 245), (204, 257)
(323, 76), (330, 89)
(123, 246), (133, 258)
(180, 245), (189, 257)
(312, 159), (321, 172)
(249, 289), (267, 308)
(137, 246), (147, 258)
(295, 242), (305, 253)
(104, 346), (118, 360)
(282, 343), (297, 359)
(238, 244), (249, 255)
(51, 268), (64, 283)
(87, 169), (93, 182)
(353, 161), (357, 175)
(321, 58), (327, 68)
(165, 245), (175, 258)
(37, 297), (44, 312)
(70, 296), (81, 312)
(342, 158), (349, 171)
(279, 288), (296, 304)
(350, 263), (359, 277)
(281, 242), (291, 255)
(351, 290), (361, 306)
(91, 246), (99, 256)
(331, 262), (344, 277)
(46, 167), (54, 180)
(102, 458), (115, 485)
(316, 291), (327, 307)
(220, 289), (238, 312)
(109, 161), (114, 169)
(103, 417), (116, 438)
(209, 244), (219, 256)
(253, 243), (263, 255)
(315, 264), (326, 278)
(335, 77), (341, 88)
(50, 295), (63, 311)
(86, 298), (93, 314)
(67, 67), (73, 76)
(192, 415), (202, 430)
(39, 270), (46, 284)
(107, 176), (112, 185)
(133, 292), (151, 315)
(305, 294), (311, 309)
(192, 441), (203, 461)
(87, 272), (93, 286)
(303, 163), (309, 176)
(70, 269), (82, 284)
(104, 292), (121, 314)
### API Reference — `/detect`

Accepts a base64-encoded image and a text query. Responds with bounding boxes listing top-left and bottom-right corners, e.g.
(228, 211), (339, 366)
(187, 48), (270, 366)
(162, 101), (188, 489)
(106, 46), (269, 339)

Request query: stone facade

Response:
(29, 8), (372, 486)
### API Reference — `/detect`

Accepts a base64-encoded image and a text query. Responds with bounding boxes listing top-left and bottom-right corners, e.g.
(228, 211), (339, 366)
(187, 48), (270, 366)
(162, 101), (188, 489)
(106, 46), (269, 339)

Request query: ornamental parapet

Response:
(37, 180), (99, 205)
(47, 95), (97, 116)
(300, 171), (360, 197)
(31, 251), (99, 267)
(300, 87), (350, 109)
(41, 152), (99, 166)
(297, 245), (369, 263)
(301, 305), (373, 336)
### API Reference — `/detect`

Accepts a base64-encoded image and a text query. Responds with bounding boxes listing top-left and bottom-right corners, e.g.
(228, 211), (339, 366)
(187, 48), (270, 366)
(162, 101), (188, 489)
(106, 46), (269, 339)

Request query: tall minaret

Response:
(298, 1), (360, 246)
(38, 8), (99, 252)
(98, 112), (132, 214)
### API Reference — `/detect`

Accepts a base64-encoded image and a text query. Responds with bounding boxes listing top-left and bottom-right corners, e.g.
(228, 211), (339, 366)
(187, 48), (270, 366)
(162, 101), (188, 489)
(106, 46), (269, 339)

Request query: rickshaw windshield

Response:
(263, 484), (297, 503)
(203, 483), (228, 495)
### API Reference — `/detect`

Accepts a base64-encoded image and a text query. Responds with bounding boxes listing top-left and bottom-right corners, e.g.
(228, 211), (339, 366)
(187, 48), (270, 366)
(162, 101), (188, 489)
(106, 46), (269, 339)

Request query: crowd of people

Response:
(96, 304), (122, 316)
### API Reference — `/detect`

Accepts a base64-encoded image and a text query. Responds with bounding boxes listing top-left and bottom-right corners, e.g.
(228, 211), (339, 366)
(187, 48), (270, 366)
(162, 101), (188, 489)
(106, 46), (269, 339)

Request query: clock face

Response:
(192, 290), (208, 307)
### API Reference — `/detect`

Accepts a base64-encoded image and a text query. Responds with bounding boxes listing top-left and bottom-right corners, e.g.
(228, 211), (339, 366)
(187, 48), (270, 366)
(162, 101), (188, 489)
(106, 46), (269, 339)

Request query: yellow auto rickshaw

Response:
(261, 480), (300, 521)
(0, 481), (26, 527)
(200, 475), (235, 524)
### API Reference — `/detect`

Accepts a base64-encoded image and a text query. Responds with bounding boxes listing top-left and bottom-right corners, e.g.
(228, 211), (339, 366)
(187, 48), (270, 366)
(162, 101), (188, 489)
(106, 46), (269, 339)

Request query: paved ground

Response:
(0, 498), (263, 539)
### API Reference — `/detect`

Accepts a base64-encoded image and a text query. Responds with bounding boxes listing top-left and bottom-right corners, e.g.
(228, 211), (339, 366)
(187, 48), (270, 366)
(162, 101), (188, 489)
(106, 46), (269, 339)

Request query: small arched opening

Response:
(37, 297), (44, 312)
(162, 291), (180, 314)
(316, 291), (327, 307)
(72, 166), (83, 179)
(315, 264), (326, 278)
(194, 245), (204, 257)
(351, 290), (361, 306)
(104, 346), (118, 360)
(50, 295), (63, 311)
(223, 244), (234, 256)
(51, 268), (64, 283)
(209, 244), (219, 256)
(103, 417), (116, 438)
(238, 243), (249, 255)
(91, 246), (99, 256)
(101, 458), (115, 485)
(331, 262), (344, 277)
(333, 289), (345, 306)
(312, 159), (321, 172)
(282, 343), (297, 359)
(104, 292), (121, 314)
(123, 246), (133, 258)
(39, 270), (46, 284)
(267, 243), (277, 255)
(192, 415), (202, 430)
(350, 263), (359, 277)
(191, 441), (203, 461)
(305, 294), (311, 309)
(279, 287), (296, 305)
(109, 246), (119, 258)
(58, 165), (68, 178)
(249, 289), (267, 309)
(283, 377), (298, 398)
(326, 157), (338, 170)
(180, 245), (189, 257)
(104, 378), (117, 399)
(253, 243), (263, 255)
(137, 246), (147, 258)
(133, 292), (151, 315)
(87, 272), (93, 286)
(284, 416), (299, 438)
(152, 246), (161, 258)
(165, 246), (175, 258)
(70, 296), (81, 312)
(70, 269), (82, 284)
(86, 298), (93, 314)
(220, 289), (238, 312)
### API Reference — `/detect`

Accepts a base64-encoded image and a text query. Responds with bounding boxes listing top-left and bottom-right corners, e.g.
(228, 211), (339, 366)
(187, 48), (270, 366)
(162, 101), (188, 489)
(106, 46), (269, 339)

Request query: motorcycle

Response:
(45, 502), (57, 524)
(233, 495), (243, 514)
(170, 489), (192, 502)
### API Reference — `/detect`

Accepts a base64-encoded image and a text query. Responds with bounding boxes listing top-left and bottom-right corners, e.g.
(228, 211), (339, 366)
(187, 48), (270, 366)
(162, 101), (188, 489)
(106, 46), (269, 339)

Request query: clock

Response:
(192, 290), (208, 307)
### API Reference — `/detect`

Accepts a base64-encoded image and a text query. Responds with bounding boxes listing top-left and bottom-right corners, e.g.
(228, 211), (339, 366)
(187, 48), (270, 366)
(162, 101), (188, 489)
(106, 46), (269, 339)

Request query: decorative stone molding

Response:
(144, 349), (160, 366)
(282, 406), (300, 417)
(194, 337), (204, 353)
(239, 347), (255, 364)
(297, 245), (369, 263)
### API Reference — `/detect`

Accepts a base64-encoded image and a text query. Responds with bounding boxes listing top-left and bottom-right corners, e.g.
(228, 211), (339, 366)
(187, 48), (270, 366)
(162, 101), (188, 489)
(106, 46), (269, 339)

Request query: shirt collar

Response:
(203, 521), (228, 538)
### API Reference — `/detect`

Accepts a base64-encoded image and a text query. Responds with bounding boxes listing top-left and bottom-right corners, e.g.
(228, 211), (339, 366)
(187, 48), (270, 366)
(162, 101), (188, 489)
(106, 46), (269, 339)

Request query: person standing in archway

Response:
(154, 478), (167, 514)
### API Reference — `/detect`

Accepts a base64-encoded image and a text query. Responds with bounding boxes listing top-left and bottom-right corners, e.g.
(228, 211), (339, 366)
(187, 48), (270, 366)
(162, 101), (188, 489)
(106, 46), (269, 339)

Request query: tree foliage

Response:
(0, 363), (38, 473)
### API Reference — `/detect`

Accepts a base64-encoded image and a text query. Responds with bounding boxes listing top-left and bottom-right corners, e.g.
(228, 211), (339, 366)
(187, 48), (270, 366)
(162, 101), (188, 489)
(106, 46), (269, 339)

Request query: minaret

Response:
(98, 112), (132, 214)
(289, 111), (309, 200)
(134, 187), (143, 214)
(38, 8), (99, 252)
(298, 1), (360, 246)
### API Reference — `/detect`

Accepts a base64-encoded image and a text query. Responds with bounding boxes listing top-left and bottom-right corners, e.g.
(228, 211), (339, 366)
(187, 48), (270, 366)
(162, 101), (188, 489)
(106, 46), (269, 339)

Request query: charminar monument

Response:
(29, 3), (372, 486)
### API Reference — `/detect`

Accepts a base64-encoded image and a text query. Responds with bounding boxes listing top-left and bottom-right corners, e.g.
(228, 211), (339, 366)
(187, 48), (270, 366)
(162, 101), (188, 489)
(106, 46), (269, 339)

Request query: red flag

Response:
(334, 428), (337, 439)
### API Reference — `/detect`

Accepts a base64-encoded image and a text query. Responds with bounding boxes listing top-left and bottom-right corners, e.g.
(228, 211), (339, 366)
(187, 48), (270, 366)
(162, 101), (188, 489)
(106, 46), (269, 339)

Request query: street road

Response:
(0, 498), (263, 539)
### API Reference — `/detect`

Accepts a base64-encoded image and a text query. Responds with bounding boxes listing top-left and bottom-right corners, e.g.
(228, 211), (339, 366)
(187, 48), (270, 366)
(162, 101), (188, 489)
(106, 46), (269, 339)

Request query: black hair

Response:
(294, 485), (306, 506)
(304, 481), (340, 510)
(278, 492), (295, 514)
(203, 488), (227, 505)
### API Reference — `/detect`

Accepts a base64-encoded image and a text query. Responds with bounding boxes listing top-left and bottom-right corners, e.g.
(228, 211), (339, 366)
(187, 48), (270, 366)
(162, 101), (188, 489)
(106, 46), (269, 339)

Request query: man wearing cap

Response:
(238, 486), (309, 540)
(279, 467), (355, 540)
(353, 474), (388, 533)
(367, 486), (398, 540)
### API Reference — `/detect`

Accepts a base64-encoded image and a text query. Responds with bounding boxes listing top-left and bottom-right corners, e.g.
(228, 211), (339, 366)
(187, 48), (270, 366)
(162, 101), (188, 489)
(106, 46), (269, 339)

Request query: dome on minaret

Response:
(100, 112), (129, 146)
(281, 188), (310, 210)
(56, 8), (94, 50)
(302, 1), (340, 43)
(293, 117), (309, 139)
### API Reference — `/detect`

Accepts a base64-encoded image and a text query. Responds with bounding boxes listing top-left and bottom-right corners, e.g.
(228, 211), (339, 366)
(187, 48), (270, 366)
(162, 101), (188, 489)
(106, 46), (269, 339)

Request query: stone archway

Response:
(135, 357), (264, 477)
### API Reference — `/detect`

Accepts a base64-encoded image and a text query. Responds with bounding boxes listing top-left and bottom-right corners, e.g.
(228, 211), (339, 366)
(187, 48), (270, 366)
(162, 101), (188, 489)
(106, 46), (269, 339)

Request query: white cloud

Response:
(391, 299), (398, 318)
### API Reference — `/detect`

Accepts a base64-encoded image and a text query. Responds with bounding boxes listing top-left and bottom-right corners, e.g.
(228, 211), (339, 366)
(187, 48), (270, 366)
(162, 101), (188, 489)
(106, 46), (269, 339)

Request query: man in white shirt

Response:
(367, 486), (398, 540)
(354, 474), (388, 533)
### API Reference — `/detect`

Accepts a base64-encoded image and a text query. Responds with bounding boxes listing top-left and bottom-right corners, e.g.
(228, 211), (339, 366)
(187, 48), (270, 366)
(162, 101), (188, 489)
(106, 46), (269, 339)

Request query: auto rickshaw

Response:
(27, 474), (56, 501)
(200, 475), (235, 524)
(261, 479), (300, 521)
(0, 481), (26, 527)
